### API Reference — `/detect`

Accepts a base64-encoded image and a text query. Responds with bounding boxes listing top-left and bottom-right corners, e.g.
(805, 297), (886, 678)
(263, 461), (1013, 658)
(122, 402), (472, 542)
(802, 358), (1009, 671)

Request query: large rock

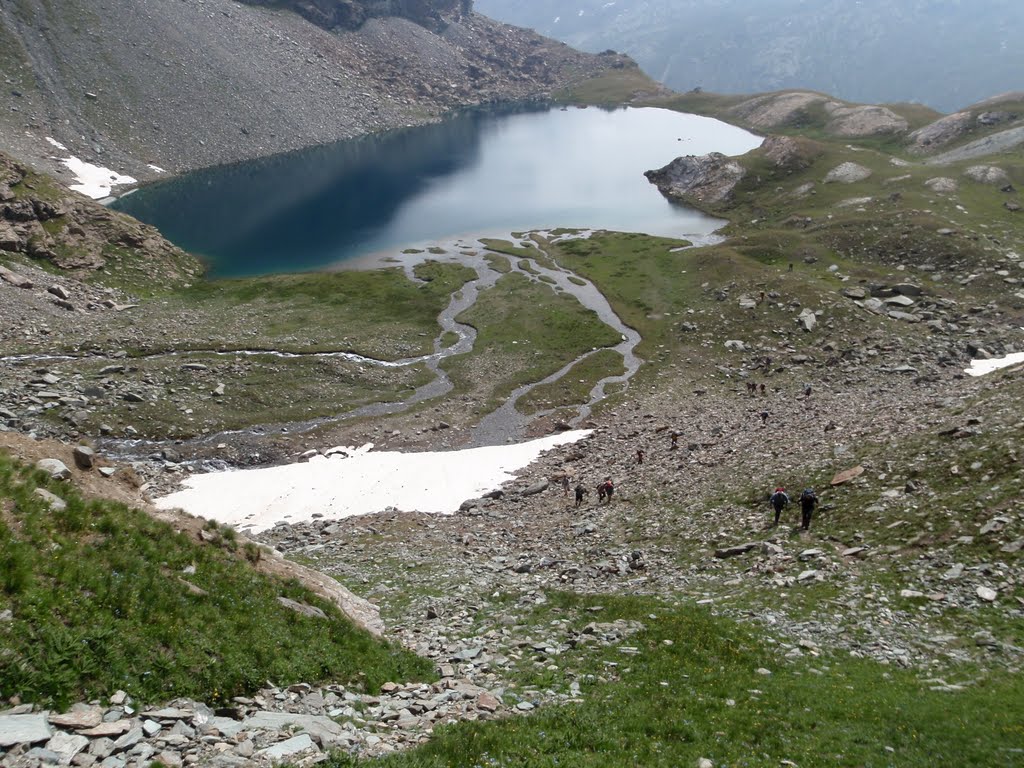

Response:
(830, 466), (865, 486)
(824, 162), (872, 184)
(908, 111), (972, 153)
(964, 165), (1010, 185)
(760, 135), (822, 171)
(243, 712), (344, 746)
(924, 177), (958, 194)
(45, 731), (90, 764)
(824, 103), (908, 136)
(36, 458), (71, 481)
(256, 733), (319, 761)
(73, 445), (96, 470)
(49, 706), (103, 729)
(728, 91), (825, 129)
(277, 597), (329, 620)
(645, 153), (747, 205)
(0, 714), (52, 747)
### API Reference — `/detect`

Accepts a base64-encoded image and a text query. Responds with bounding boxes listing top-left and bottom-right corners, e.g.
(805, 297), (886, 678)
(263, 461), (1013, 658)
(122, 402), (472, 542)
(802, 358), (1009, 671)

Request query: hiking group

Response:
(769, 486), (818, 529)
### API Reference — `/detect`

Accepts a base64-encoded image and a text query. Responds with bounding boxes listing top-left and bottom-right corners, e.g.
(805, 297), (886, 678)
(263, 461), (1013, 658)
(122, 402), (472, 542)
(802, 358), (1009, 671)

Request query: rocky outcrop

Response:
(964, 165), (1010, 185)
(237, 0), (473, 32)
(907, 111), (973, 153)
(728, 91), (826, 129)
(0, 152), (199, 283)
(823, 102), (908, 136)
(925, 125), (1024, 165)
(644, 153), (747, 206)
(823, 162), (872, 184)
(727, 91), (909, 138)
(760, 135), (823, 172)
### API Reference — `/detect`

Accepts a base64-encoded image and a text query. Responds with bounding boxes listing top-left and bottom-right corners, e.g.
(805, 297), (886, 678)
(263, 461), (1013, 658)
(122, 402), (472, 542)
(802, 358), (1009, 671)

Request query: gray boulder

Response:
(645, 153), (747, 205)
(36, 458), (71, 480)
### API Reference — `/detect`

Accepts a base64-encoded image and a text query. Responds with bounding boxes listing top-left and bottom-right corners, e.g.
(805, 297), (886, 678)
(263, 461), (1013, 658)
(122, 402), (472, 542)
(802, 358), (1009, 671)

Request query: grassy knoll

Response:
(323, 593), (1024, 768)
(442, 272), (620, 415)
(0, 453), (432, 709)
(556, 63), (670, 107)
(518, 349), (626, 416)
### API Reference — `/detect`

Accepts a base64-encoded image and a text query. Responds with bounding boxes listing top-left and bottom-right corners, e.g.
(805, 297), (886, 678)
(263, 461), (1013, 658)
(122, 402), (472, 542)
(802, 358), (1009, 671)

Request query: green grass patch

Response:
(128, 261), (475, 358)
(0, 453), (432, 709)
(442, 272), (621, 414)
(556, 63), (668, 106)
(323, 593), (1024, 768)
(518, 349), (626, 415)
(480, 239), (537, 260)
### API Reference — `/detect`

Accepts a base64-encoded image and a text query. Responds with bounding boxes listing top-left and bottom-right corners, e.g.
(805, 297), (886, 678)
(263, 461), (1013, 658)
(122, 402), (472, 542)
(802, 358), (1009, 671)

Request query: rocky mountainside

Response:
(237, 0), (472, 33)
(0, 0), (629, 186)
(475, 0), (1024, 113)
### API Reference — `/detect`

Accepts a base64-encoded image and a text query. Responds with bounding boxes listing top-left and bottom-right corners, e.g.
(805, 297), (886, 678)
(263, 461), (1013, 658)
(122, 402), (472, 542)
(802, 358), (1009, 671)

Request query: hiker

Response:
(803, 383), (812, 398)
(799, 488), (818, 530)
(670, 431), (680, 450)
(560, 474), (570, 497)
(759, 383), (766, 396)
(600, 477), (614, 503)
(769, 486), (789, 526)
(636, 449), (645, 465)
(760, 410), (769, 425)
(597, 481), (607, 503)
(574, 483), (588, 508)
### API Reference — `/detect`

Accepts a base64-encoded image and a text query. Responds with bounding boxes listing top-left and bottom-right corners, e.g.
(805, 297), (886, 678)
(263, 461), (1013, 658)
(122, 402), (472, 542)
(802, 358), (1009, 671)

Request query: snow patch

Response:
(44, 137), (137, 198)
(966, 352), (1024, 377)
(156, 430), (592, 533)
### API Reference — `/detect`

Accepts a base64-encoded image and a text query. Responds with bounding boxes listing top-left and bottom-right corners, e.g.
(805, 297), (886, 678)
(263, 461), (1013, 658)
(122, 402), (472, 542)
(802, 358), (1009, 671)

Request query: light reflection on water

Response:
(113, 105), (761, 277)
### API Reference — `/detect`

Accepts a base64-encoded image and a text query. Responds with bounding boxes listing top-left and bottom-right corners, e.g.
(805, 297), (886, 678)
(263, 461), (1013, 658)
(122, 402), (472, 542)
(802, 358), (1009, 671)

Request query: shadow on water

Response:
(113, 104), (545, 276)
(113, 104), (762, 278)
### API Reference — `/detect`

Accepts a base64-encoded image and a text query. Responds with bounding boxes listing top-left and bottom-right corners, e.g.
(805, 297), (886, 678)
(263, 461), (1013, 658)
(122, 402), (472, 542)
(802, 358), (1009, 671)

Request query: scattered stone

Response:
(0, 714), (52, 747)
(73, 445), (96, 469)
(824, 162), (872, 184)
(714, 543), (757, 559)
(36, 458), (71, 480)
(976, 587), (998, 603)
(277, 597), (328, 620)
(33, 487), (67, 511)
(830, 465), (864, 486)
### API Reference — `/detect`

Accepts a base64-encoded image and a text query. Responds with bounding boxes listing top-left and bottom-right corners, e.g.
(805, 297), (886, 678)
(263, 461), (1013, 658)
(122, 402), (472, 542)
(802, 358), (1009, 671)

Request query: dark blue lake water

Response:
(112, 105), (761, 277)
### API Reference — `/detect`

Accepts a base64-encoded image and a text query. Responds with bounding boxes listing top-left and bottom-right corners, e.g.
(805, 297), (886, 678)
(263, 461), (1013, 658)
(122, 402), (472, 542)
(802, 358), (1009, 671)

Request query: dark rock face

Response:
(644, 153), (747, 206)
(237, 0), (473, 32)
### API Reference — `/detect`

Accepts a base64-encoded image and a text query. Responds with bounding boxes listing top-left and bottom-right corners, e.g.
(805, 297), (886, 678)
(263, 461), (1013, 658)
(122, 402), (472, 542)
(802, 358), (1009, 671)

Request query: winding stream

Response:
(2, 235), (641, 455)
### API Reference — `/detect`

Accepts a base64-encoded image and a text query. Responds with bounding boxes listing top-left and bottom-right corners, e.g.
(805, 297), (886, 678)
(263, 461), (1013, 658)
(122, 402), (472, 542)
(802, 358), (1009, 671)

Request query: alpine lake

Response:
(112, 105), (762, 276)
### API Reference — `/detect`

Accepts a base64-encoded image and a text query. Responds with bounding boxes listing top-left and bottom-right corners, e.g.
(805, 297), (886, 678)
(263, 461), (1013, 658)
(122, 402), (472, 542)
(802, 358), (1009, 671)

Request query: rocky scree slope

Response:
(0, 0), (633, 184)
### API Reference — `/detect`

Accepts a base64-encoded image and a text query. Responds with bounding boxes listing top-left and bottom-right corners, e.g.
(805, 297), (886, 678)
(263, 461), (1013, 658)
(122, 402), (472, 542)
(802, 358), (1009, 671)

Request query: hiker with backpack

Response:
(574, 483), (588, 508)
(769, 486), (789, 526)
(599, 477), (614, 503)
(799, 488), (818, 530)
